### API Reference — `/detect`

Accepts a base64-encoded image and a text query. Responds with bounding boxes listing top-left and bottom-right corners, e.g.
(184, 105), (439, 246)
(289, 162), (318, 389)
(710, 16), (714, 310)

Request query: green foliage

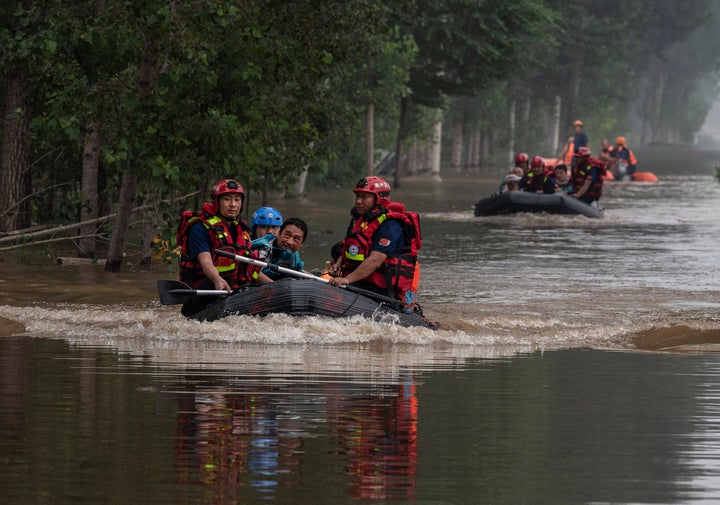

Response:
(2, 0), (719, 237)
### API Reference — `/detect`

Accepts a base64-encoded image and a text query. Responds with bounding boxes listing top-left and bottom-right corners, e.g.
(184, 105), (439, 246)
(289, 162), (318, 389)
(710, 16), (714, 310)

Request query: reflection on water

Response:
(173, 374), (418, 501)
(4, 338), (720, 504)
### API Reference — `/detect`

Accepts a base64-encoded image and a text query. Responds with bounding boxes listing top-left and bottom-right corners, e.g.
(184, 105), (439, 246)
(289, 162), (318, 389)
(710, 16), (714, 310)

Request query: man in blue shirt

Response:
(572, 119), (589, 152)
(328, 177), (405, 294)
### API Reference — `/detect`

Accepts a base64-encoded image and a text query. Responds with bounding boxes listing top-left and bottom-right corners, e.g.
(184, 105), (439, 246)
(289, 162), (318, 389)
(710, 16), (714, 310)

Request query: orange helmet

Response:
(577, 147), (591, 157)
(530, 156), (545, 168)
(353, 176), (391, 206)
(573, 119), (583, 127)
(515, 152), (529, 165)
(211, 179), (245, 212)
(615, 136), (626, 146)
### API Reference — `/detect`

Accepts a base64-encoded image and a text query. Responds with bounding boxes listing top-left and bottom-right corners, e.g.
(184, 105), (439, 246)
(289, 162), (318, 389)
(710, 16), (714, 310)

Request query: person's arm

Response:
(328, 251), (387, 287)
(197, 251), (232, 291)
(573, 179), (592, 199)
(257, 271), (273, 283)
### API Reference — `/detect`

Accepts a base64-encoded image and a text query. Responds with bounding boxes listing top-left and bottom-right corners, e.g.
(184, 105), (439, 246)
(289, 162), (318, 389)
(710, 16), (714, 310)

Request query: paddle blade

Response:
(157, 279), (193, 305)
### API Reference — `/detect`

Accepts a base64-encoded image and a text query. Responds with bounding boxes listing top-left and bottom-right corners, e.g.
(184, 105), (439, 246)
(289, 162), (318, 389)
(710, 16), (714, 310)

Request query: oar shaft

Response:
(169, 289), (229, 296)
(214, 249), (327, 282)
(214, 249), (401, 308)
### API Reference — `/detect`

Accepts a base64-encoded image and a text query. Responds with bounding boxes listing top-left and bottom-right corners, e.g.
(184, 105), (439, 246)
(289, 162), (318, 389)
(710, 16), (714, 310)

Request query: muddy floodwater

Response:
(2, 144), (720, 504)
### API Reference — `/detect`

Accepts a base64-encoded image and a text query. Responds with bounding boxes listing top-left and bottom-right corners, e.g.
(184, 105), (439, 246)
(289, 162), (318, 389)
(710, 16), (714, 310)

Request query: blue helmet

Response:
(251, 206), (283, 227)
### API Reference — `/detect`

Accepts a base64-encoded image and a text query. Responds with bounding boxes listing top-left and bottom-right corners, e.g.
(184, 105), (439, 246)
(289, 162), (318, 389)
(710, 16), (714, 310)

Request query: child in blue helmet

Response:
(250, 206), (283, 262)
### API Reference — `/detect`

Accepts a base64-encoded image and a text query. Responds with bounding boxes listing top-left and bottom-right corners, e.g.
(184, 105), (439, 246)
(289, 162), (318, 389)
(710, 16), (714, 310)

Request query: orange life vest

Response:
(563, 141), (575, 165)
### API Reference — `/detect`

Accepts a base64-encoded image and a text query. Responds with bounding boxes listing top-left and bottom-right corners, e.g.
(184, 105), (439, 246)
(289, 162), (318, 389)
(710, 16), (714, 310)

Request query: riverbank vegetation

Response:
(1, 0), (719, 269)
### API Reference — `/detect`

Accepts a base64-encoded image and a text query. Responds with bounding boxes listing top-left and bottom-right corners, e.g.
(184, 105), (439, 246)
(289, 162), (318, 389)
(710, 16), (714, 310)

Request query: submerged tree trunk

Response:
(508, 99), (516, 169)
(365, 102), (375, 176)
(430, 120), (442, 180)
(648, 63), (667, 144)
(406, 140), (418, 175)
(451, 119), (463, 171)
(104, 170), (137, 272)
(105, 38), (158, 271)
(552, 95), (562, 154)
(0, 74), (32, 233)
(393, 97), (408, 189)
(79, 124), (100, 257)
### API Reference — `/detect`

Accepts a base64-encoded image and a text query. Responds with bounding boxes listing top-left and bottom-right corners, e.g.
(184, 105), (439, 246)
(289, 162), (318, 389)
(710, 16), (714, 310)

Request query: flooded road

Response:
(2, 144), (720, 504)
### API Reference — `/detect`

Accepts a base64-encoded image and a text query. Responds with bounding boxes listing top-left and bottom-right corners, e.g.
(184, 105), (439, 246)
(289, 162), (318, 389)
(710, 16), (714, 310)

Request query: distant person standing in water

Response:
(571, 119), (588, 168)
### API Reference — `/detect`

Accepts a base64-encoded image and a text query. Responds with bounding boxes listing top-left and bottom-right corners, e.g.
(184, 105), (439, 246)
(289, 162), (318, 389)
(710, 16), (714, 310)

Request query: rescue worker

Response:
(328, 176), (421, 313)
(179, 179), (271, 316)
(610, 136), (638, 180)
(521, 156), (556, 194)
(572, 119), (588, 152)
(571, 119), (588, 169)
(559, 136), (575, 166)
(514, 152), (530, 174)
(571, 147), (604, 206)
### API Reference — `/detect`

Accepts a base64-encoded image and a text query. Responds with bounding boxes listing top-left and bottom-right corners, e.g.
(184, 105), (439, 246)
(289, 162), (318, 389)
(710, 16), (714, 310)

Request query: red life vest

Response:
(523, 170), (555, 193)
(571, 157), (605, 200)
(340, 202), (422, 312)
(176, 206), (257, 289)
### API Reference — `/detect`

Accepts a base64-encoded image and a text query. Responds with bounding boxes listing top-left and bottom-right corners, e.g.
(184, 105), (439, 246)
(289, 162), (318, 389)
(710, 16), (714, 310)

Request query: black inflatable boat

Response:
(158, 277), (439, 329)
(474, 191), (602, 218)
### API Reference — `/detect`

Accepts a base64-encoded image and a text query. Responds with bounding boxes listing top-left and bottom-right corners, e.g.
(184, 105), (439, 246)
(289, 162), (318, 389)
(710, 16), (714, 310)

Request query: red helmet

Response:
(353, 176), (391, 206)
(515, 152), (529, 165)
(211, 179), (245, 211)
(530, 156), (545, 168)
(577, 147), (591, 157)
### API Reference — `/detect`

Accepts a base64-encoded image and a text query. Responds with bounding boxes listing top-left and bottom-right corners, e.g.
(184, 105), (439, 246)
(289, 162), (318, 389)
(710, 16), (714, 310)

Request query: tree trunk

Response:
(104, 36), (158, 271)
(552, 95), (562, 154)
(508, 99), (516, 169)
(393, 97), (408, 189)
(649, 63), (667, 144)
(292, 166), (308, 196)
(430, 120), (442, 180)
(481, 129), (489, 165)
(407, 140), (418, 175)
(470, 130), (481, 168)
(0, 74), (32, 233)
(79, 124), (100, 258)
(365, 102), (374, 176)
(451, 119), (463, 171)
(104, 170), (137, 272)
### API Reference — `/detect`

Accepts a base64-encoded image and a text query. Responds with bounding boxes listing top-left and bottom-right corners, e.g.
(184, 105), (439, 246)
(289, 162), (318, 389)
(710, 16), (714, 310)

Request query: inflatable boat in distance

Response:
(474, 191), (603, 219)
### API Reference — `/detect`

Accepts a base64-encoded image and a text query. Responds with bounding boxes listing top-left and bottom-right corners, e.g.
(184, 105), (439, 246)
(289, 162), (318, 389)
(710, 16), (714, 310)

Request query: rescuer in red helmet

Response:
(514, 152), (530, 174)
(520, 156), (557, 194)
(570, 147), (605, 206)
(177, 178), (271, 316)
(328, 176), (422, 313)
